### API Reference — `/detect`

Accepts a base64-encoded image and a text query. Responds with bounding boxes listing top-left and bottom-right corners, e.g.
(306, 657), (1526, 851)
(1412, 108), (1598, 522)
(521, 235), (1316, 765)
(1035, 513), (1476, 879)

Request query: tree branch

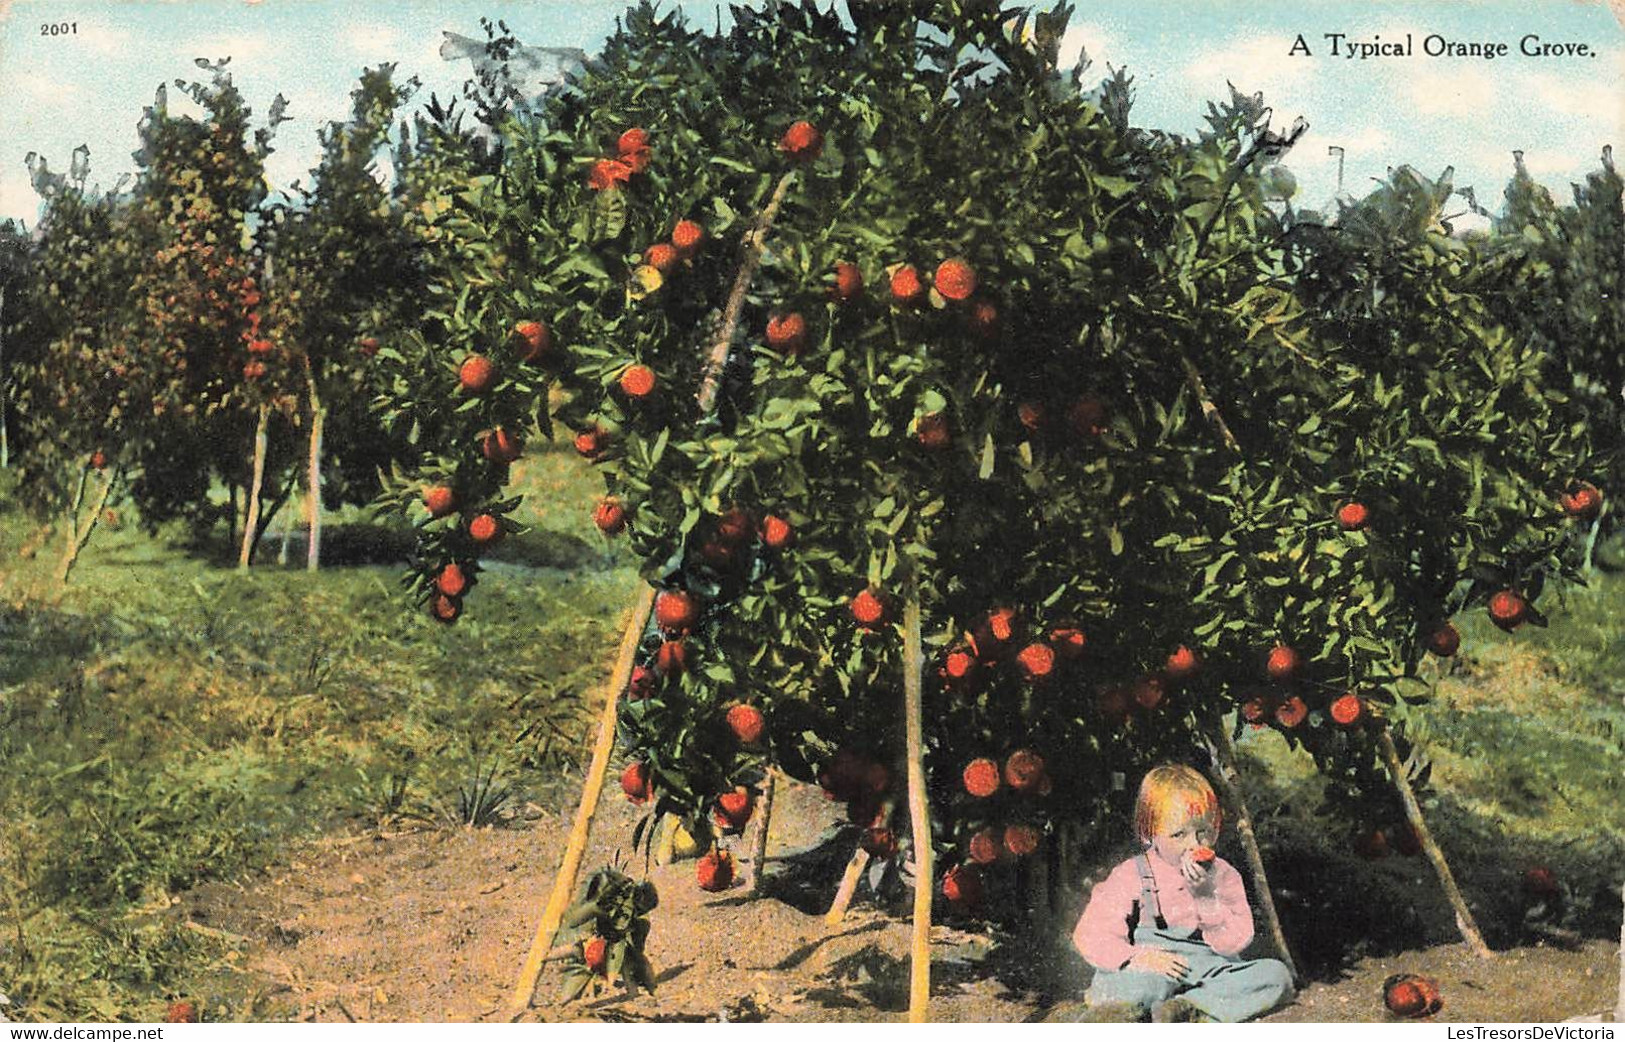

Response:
(1180, 354), (1240, 452)
(695, 171), (797, 415)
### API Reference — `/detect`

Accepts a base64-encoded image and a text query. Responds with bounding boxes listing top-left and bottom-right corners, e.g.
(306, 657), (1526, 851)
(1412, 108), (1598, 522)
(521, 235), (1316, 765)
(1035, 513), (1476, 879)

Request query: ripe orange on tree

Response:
(620, 761), (653, 804)
(671, 218), (705, 257)
(459, 354), (497, 393)
(765, 312), (809, 355)
(1265, 643), (1301, 681)
(760, 514), (793, 549)
(832, 261), (863, 301)
(962, 757), (1001, 797)
(778, 119), (823, 162)
(469, 513), (503, 546)
(593, 497), (627, 535)
(1329, 692), (1365, 726)
(1337, 500), (1371, 531)
(1003, 749), (1046, 792)
(619, 363), (657, 399)
(850, 587), (887, 629)
(934, 257), (978, 301)
(889, 264), (925, 305)
(725, 703), (765, 745)
(1004, 824), (1040, 857)
(655, 589), (701, 633)
(512, 320), (551, 362)
(1488, 589), (1528, 631)
(644, 242), (679, 274)
(1559, 481), (1602, 519)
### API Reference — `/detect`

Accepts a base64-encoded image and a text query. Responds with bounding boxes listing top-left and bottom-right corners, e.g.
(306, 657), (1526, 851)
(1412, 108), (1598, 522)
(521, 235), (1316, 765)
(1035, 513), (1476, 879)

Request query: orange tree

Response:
(1488, 149), (1622, 556)
(260, 64), (425, 569)
(7, 149), (143, 583)
(119, 63), (294, 557)
(378, 0), (1600, 921)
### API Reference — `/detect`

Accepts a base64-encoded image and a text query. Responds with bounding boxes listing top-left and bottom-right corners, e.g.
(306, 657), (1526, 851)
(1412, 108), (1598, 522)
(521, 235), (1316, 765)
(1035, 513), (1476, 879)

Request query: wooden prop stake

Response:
(1208, 721), (1301, 984)
(903, 594), (933, 1023)
(748, 768), (778, 893)
(824, 798), (895, 925)
(505, 584), (656, 1019)
(1376, 727), (1493, 959)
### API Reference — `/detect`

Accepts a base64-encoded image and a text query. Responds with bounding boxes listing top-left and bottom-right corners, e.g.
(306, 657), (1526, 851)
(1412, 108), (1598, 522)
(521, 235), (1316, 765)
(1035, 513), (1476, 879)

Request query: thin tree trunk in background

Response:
(277, 499), (294, 566)
(306, 379), (325, 572)
(238, 405), (269, 570)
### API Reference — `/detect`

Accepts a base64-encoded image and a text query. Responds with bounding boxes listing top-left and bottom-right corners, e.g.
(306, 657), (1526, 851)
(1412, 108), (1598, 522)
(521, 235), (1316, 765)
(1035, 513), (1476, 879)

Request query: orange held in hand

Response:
(1190, 845), (1215, 863)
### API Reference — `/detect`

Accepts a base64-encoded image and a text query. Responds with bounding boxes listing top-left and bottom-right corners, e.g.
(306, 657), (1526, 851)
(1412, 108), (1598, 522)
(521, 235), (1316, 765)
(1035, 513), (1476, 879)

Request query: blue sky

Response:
(0, 0), (1620, 226)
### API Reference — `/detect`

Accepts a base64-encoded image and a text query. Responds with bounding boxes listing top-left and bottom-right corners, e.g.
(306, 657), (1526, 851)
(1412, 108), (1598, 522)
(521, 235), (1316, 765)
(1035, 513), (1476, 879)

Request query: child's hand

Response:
(1127, 948), (1190, 981)
(1180, 848), (1217, 893)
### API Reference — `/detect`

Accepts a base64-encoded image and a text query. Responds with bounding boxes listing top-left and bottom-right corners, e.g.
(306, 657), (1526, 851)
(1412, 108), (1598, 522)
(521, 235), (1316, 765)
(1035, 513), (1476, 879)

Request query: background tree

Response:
(263, 64), (424, 569)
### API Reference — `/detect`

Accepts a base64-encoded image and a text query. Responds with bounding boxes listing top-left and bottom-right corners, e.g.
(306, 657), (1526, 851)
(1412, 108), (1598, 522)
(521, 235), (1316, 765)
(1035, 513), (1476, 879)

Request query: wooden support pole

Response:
(1377, 727), (1494, 959)
(825, 798), (894, 925)
(1208, 720), (1300, 984)
(505, 584), (656, 1019)
(748, 768), (777, 894)
(902, 594), (933, 1023)
(824, 845), (873, 926)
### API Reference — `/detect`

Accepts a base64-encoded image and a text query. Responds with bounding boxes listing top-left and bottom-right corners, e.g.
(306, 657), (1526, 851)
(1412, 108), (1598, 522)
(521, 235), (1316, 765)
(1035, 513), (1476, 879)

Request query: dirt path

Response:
(180, 778), (1620, 1023)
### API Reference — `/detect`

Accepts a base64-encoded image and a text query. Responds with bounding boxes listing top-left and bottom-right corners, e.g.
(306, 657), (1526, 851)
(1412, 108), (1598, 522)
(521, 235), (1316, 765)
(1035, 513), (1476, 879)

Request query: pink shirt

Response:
(1072, 853), (1255, 970)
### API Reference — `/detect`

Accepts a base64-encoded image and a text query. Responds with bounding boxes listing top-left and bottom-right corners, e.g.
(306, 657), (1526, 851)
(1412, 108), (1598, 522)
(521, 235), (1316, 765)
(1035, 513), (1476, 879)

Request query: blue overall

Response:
(1084, 855), (1295, 1022)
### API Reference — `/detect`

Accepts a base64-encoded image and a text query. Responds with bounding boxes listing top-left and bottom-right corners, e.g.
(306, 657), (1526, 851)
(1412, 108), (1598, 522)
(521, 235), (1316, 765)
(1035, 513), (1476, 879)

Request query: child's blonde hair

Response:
(1134, 764), (1223, 845)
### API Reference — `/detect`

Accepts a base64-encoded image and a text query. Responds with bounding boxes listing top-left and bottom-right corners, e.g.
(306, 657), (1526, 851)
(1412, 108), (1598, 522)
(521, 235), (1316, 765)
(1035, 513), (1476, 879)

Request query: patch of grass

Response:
(0, 441), (641, 1020)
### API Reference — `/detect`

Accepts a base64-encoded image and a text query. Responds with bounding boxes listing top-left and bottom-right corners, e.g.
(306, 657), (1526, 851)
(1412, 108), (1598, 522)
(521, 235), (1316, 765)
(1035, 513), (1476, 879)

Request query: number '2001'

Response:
(41, 22), (78, 36)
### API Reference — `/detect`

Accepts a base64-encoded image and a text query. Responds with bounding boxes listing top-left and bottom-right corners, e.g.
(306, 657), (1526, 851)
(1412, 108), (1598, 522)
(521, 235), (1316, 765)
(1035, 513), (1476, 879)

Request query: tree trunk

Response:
(1377, 727), (1494, 958)
(56, 468), (114, 588)
(56, 468), (88, 588)
(306, 394), (325, 572)
(238, 405), (270, 570)
(506, 585), (656, 1020)
(277, 499), (294, 566)
(1209, 719), (1301, 983)
(902, 593), (933, 1024)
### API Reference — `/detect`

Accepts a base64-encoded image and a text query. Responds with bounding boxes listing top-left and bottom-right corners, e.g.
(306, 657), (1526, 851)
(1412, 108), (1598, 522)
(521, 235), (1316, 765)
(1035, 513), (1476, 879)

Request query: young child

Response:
(1071, 764), (1295, 1022)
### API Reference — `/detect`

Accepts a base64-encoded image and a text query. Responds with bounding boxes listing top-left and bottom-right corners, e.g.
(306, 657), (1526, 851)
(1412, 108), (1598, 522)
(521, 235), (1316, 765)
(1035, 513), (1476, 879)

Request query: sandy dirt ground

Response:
(178, 775), (1620, 1024)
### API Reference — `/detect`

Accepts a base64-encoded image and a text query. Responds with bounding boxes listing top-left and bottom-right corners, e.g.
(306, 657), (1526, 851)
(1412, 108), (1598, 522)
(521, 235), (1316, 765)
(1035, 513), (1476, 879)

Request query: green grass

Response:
(0, 442), (640, 1020)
